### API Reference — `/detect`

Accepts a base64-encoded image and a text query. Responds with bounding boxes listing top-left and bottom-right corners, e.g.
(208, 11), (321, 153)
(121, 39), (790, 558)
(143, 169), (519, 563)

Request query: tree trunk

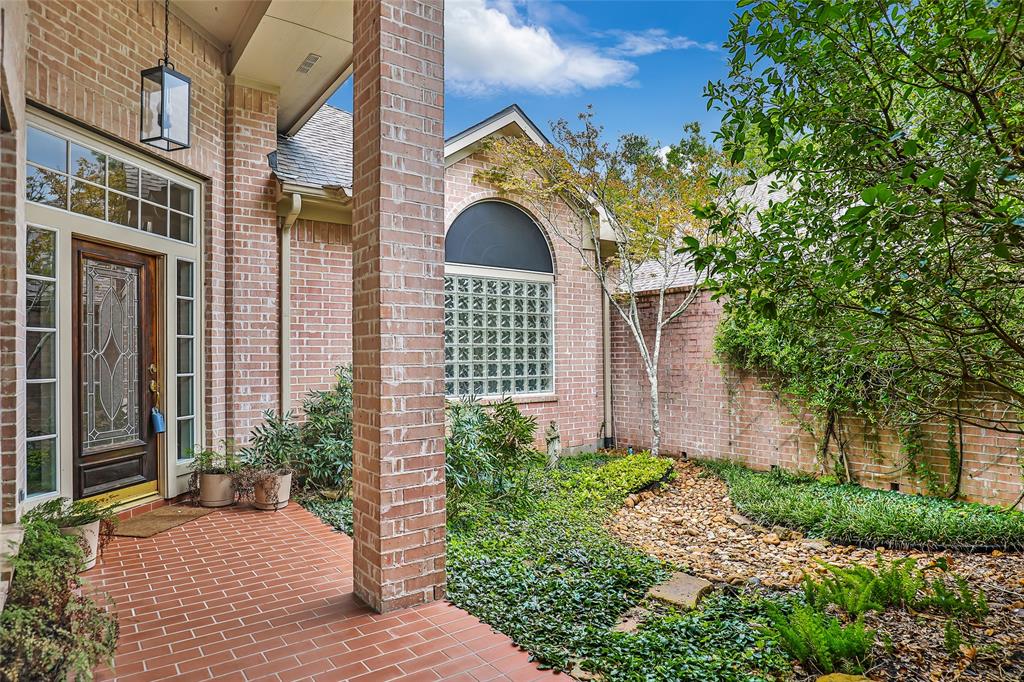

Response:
(648, 368), (661, 456)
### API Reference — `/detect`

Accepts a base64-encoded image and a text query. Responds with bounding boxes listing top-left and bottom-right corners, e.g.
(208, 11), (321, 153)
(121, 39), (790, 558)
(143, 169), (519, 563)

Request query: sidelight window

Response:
(25, 226), (59, 496)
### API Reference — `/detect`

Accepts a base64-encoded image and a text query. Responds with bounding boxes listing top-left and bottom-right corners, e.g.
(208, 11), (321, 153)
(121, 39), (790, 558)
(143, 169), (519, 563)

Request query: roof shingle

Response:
(270, 104), (353, 190)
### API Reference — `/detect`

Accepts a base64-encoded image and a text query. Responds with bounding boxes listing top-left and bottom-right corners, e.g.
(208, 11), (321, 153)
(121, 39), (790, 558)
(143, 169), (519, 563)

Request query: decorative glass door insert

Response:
(81, 258), (141, 451)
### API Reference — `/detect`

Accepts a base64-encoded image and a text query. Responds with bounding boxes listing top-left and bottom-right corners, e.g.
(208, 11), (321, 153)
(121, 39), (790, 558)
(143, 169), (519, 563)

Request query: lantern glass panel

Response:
(141, 69), (163, 142)
(164, 70), (190, 148)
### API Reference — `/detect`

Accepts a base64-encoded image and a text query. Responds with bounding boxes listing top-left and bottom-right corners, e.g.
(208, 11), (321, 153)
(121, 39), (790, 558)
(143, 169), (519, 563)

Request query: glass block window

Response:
(26, 126), (195, 243)
(444, 274), (553, 397)
(175, 260), (197, 460)
(25, 226), (58, 496)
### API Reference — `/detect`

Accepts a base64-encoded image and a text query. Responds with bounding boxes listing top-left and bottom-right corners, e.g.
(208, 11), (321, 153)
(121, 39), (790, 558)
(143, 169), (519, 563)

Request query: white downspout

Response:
(280, 193), (301, 415)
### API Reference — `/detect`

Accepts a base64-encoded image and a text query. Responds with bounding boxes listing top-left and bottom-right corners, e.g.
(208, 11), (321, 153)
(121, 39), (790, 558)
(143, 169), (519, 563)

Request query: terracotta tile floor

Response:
(88, 503), (559, 682)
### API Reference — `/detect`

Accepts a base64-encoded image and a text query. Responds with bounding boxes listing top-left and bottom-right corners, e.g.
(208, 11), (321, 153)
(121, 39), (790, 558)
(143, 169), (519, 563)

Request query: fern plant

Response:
(766, 603), (874, 674)
(803, 555), (989, 621)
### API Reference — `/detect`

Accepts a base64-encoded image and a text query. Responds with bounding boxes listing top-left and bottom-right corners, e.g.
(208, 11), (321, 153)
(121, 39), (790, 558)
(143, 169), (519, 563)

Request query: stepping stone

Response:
(816, 675), (873, 682)
(647, 572), (713, 609)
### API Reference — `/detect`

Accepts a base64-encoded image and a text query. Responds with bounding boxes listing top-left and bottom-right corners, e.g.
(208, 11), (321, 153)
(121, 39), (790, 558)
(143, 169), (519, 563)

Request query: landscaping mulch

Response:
(608, 460), (1024, 681)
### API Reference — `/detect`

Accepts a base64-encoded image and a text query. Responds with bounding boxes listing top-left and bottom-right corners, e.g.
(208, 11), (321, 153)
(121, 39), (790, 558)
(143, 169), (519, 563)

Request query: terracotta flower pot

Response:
(199, 473), (235, 507)
(60, 519), (100, 571)
(253, 471), (291, 511)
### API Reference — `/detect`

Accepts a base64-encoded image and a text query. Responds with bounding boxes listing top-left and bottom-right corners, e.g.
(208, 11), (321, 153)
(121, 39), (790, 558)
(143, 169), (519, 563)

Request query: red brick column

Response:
(350, 0), (446, 613)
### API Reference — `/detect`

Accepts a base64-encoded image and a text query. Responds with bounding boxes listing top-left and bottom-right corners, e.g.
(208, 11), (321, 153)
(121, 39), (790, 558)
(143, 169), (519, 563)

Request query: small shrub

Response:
(443, 397), (540, 519)
(765, 603), (874, 674)
(297, 366), (353, 492)
(445, 397), (494, 517)
(242, 366), (354, 493)
(567, 451), (674, 509)
(0, 516), (119, 680)
(484, 398), (541, 501)
(918, 575), (989, 620)
(803, 556), (922, 618)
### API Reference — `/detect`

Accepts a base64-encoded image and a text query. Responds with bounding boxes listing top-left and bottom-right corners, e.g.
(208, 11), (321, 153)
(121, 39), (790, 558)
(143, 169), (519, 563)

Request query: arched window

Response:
(444, 201), (554, 397)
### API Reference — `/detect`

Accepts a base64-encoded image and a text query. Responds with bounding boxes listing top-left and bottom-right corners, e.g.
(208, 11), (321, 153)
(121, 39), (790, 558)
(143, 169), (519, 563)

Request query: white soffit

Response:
(176, 0), (354, 134)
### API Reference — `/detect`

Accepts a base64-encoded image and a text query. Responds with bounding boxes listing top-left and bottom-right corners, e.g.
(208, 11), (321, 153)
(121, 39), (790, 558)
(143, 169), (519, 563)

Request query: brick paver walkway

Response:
(89, 503), (557, 681)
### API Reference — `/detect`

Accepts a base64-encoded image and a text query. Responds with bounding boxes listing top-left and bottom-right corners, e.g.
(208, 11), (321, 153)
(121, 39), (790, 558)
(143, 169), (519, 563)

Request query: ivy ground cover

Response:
(445, 452), (792, 681)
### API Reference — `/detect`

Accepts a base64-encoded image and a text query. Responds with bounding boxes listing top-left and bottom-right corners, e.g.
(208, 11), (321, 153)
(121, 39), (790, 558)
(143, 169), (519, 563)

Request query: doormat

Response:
(114, 505), (214, 538)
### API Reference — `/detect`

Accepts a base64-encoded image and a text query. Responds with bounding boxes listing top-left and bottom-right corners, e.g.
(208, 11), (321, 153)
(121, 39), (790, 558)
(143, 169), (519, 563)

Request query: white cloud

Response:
(445, 0), (636, 96)
(609, 29), (719, 57)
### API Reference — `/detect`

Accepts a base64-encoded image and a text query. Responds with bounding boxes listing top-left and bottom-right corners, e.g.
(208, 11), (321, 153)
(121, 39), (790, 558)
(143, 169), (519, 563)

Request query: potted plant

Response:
(188, 447), (239, 507)
(239, 411), (298, 511)
(22, 498), (119, 571)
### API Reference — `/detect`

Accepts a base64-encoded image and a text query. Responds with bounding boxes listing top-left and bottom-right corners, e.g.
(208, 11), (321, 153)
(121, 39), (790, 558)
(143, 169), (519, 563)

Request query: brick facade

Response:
(611, 289), (1024, 506)
(350, 0), (447, 612)
(223, 82), (281, 443)
(288, 219), (353, 406)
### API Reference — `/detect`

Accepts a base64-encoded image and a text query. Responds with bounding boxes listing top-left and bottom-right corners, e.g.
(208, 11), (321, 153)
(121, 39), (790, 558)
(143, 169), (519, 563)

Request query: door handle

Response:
(148, 365), (160, 407)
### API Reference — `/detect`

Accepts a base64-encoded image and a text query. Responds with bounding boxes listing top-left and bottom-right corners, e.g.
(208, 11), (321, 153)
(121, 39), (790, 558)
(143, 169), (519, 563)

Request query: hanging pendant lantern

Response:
(140, 0), (191, 151)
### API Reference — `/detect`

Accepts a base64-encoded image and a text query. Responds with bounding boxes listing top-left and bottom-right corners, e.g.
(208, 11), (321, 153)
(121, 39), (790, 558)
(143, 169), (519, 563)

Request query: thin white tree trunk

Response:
(648, 368), (661, 456)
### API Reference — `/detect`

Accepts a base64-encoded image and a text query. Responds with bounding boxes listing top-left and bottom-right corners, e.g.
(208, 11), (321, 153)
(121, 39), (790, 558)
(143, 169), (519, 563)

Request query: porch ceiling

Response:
(174, 0), (353, 135)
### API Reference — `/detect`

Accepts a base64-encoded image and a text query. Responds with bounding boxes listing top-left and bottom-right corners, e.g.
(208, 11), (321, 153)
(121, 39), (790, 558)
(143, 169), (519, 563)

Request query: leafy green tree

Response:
(700, 0), (1024, 485)
(480, 111), (740, 454)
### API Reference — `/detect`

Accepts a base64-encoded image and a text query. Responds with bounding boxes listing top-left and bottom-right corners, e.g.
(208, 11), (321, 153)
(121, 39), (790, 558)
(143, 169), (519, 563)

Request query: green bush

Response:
(703, 459), (1024, 551)
(297, 366), (353, 491)
(803, 555), (989, 622)
(243, 366), (353, 492)
(444, 397), (540, 519)
(566, 451), (675, 509)
(0, 516), (118, 680)
(765, 603), (874, 675)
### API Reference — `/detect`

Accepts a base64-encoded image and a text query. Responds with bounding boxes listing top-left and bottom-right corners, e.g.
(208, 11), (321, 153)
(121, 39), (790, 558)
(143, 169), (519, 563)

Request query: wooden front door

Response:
(72, 239), (160, 499)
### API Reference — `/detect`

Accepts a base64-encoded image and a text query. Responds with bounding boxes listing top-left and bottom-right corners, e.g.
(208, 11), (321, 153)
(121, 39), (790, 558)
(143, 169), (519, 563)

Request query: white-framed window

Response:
(26, 125), (195, 243)
(175, 259), (197, 461)
(443, 200), (555, 398)
(444, 270), (553, 396)
(25, 226), (59, 497)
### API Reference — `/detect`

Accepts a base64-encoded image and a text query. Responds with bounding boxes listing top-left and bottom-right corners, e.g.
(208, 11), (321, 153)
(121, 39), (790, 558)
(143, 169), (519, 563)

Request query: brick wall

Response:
(223, 82), (280, 443)
(289, 219), (353, 406)
(445, 150), (606, 452)
(0, 0), (27, 524)
(611, 289), (1024, 507)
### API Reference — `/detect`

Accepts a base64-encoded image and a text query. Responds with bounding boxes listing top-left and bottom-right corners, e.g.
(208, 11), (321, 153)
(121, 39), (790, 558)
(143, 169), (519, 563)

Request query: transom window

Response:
(444, 201), (554, 398)
(26, 126), (195, 243)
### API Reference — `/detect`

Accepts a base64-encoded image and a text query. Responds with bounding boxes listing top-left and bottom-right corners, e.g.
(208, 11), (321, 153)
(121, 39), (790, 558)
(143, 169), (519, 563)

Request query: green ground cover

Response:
(702, 460), (1024, 551)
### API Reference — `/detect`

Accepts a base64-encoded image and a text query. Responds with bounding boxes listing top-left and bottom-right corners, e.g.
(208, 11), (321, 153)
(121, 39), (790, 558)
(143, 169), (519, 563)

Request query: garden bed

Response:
(609, 460), (1024, 681)
(702, 460), (1024, 552)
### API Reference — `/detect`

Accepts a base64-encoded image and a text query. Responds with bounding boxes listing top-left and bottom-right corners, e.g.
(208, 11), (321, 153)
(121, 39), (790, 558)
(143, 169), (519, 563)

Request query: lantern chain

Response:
(163, 0), (171, 69)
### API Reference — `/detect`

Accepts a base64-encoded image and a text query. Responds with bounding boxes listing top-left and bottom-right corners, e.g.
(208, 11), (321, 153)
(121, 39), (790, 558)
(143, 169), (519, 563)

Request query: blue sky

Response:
(328, 1), (739, 147)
